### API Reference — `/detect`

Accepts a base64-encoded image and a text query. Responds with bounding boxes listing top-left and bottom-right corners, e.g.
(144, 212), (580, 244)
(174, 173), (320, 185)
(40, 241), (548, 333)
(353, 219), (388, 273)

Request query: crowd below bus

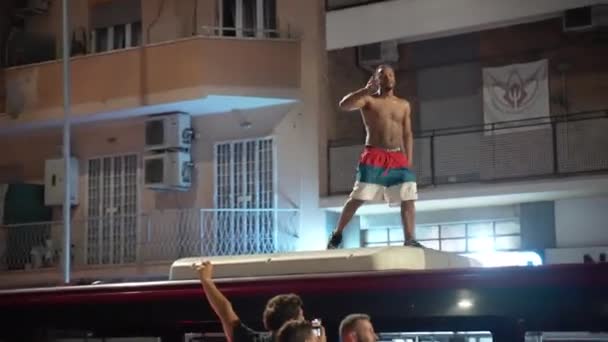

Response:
(195, 261), (378, 342)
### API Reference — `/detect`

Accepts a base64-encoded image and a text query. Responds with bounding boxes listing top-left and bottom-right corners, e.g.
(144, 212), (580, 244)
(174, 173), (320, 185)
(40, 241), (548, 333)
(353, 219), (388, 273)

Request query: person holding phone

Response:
(194, 261), (305, 342)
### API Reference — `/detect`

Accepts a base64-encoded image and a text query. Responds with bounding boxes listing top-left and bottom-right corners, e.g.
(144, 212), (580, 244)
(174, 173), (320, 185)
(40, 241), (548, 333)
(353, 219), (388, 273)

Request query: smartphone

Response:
(312, 318), (322, 336)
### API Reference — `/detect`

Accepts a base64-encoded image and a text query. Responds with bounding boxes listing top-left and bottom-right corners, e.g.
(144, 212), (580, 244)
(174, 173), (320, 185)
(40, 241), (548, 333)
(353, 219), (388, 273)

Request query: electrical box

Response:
(44, 158), (79, 206)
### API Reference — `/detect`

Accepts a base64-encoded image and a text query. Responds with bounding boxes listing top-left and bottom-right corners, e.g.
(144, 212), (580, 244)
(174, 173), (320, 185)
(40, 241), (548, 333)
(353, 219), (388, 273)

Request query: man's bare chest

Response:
(363, 105), (404, 123)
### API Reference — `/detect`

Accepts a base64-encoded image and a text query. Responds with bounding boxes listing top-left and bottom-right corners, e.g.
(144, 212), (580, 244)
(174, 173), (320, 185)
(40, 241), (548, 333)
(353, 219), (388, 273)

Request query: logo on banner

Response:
(482, 59), (550, 131)
(486, 67), (545, 114)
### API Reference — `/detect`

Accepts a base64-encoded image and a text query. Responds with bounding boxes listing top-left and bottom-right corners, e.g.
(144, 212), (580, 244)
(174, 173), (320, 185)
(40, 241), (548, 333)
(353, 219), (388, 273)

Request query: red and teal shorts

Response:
(350, 146), (417, 204)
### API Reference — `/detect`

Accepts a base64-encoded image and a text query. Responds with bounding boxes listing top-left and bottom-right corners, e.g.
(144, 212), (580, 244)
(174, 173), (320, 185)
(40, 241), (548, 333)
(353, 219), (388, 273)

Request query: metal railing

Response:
(0, 221), (59, 271)
(326, 0), (391, 11)
(139, 208), (299, 263)
(199, 26), (297, 40)
(328, 110), (608, 195)
(0, 208), (299, 272)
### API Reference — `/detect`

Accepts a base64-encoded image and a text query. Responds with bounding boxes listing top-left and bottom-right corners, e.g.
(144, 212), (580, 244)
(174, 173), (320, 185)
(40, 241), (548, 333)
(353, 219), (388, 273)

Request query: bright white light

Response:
(469, 237), (495, 252)
(457, 299), (474, 309)
(464, 251), (543, 267)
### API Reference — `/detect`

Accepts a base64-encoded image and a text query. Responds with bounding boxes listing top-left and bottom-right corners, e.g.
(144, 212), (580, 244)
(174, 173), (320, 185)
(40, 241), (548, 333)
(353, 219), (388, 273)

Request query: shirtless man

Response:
(327, 65), (422, 249)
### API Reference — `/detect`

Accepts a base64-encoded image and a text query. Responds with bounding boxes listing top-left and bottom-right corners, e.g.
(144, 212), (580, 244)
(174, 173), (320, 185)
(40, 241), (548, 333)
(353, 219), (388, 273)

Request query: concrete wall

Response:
(277, 0), (330, 249)
(327, 18), (608, 143)
(2, 37), (300, 127)
(545, 245), (608, 264)
(326, 0), (606, 49)
(555, 196), (608, 248)
(520, 201), (556, 250)
(412, 33), (482, 131)
(360, 204), (519, 229)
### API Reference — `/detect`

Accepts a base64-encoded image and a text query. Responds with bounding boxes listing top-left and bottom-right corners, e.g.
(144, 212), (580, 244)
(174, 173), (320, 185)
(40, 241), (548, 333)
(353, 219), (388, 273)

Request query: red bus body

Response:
(1, 263), (607, 341)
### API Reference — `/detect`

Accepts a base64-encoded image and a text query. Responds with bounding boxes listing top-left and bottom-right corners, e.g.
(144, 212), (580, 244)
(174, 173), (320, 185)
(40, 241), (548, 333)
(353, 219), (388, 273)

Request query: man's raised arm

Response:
(195, 261), (240, 342)
(339, 76), (377, 111)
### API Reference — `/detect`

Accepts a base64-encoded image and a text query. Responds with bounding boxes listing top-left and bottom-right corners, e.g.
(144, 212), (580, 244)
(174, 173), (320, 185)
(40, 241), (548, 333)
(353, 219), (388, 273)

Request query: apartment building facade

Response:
(0, 0), (330, 288)
(0, 0), (607, 289)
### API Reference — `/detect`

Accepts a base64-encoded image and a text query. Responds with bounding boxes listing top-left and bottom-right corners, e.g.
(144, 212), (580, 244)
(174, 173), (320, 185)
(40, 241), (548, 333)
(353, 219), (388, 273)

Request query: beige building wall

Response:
(0, 0), (330, 290)
(24, 0), (218, 56)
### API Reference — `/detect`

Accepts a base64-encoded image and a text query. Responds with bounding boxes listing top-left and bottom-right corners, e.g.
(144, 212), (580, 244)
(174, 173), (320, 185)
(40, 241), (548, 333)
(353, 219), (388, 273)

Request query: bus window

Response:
(185, 333), (227, 342)
(525, 332), (608, 342)
(378, 331), (493, 342)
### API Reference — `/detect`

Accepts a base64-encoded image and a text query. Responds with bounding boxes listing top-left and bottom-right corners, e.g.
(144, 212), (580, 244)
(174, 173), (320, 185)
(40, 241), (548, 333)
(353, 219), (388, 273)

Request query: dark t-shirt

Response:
(233, 322), (274, 342)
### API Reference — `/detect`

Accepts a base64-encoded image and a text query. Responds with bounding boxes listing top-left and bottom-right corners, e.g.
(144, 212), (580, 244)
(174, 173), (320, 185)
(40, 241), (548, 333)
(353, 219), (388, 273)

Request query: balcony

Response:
(326, 0), (608, 50)
(0, 208), (299, 289)
(1, 32), (300, 129)
(326, 0), (390, 11)
(327, 110), (608, 208)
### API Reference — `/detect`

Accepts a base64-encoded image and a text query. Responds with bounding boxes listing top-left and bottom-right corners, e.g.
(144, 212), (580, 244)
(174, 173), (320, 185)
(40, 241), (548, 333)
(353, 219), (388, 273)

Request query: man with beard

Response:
(327, 64), (422, 249)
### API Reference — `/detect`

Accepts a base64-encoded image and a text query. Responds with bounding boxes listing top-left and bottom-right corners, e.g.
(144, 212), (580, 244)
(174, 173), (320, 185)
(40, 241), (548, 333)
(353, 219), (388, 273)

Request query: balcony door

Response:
(218, 0), (277, 37)
(86, 154), (138, 265)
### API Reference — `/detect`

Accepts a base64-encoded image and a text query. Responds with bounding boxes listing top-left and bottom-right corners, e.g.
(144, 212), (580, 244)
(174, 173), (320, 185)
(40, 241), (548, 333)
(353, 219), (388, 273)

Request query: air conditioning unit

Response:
(357, 40), (399, 71)
(144, 151), (193, 191)
(44, 158), (79, 206)
(15, 0), (50, 16)
(145, 112), (192, 152)
(563, 5), (608, 32)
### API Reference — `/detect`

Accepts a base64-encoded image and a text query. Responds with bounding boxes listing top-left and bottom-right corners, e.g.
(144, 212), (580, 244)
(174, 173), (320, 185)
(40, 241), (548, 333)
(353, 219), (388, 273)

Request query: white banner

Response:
(483, 59), (550, 132)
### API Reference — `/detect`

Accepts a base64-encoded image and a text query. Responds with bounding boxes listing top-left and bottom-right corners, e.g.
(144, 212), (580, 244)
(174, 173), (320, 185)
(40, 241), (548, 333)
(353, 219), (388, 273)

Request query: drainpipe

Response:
(61, 0), (72, 285)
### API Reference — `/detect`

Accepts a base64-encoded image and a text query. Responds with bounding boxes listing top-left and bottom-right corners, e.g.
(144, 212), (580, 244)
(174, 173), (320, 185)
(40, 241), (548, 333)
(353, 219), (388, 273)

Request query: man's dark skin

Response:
(332, 65), (416, 244)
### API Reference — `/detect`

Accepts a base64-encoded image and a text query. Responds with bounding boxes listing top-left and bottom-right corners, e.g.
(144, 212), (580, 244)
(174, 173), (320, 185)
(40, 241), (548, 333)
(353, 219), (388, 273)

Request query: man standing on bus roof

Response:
(195, 261), (305, 342)
(327, 64), (423, 249)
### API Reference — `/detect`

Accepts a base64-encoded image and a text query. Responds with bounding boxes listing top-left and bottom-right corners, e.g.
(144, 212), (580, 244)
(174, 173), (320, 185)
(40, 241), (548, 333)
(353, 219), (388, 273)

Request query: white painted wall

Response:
(418, 63), (483, 131)
(360, 204), (519, 229)
(555, 196), (608, 247)
(326, 0), (606, 50)
(545, 246), (608, 264)
(321, 174), (608, 214)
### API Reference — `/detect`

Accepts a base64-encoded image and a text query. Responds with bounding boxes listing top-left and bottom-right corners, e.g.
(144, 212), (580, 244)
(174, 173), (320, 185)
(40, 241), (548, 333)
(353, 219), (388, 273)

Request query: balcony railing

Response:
(328, 110), (608, 195)
(199, 26), (297, 40)
(2, 35), (300, 124)
(0, 208), (299, 273)
(326, 0), (391, 11)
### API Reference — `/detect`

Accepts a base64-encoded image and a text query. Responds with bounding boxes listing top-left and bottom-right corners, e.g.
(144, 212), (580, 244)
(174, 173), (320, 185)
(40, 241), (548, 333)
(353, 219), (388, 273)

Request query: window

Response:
(218, 0), (277, 37)
(215, 137), (274, 209)
(91, 22), (142, 53)
(376, 331), (493, 342)
(90, 0), (141, 52)
(362, 219), (521, 253)
(214, 137), (276, 255)
(86, 154), (138, 265)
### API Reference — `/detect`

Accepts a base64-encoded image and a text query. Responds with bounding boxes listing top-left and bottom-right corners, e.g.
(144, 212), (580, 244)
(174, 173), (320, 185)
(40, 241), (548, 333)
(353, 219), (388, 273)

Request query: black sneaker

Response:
(327, 231), (343, 249)
(404, 239), (424, 248)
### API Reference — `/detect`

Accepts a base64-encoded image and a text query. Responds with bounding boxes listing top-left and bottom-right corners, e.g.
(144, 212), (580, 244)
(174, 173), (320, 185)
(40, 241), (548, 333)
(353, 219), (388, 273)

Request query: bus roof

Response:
(169, 246), (482, 280)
